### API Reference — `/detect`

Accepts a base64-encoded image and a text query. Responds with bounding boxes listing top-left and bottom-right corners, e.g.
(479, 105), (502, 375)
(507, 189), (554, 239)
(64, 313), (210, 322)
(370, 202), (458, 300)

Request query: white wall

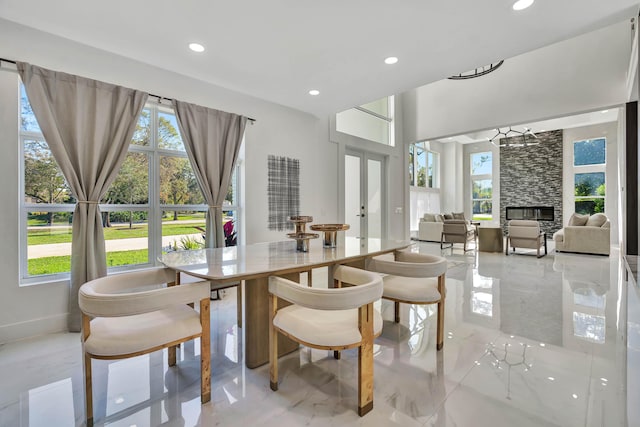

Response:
(563, 121), (619, 244)
(0, 19), (346, 342)
(403, 20), (631, 141)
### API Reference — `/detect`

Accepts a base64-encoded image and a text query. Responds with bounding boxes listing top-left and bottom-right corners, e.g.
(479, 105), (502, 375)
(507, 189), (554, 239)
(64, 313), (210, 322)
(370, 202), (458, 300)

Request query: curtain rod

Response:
(0, 57), (255, 123)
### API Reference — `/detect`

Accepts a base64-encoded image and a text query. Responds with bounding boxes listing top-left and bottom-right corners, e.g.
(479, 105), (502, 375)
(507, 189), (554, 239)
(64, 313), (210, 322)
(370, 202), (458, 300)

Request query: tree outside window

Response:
(470, 152), (493, 220)
(573, 138), (605, 215)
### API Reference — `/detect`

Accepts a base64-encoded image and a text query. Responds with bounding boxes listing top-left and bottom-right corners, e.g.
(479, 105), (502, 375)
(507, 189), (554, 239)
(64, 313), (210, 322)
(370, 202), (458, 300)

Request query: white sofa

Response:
(418, 213), (444, 241)
(418, 212), (467, 242)
(553, 213), (610, 256)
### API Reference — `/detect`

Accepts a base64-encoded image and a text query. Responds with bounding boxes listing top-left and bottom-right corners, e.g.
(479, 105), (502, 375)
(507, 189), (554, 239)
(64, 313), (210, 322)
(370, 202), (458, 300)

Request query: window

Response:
(409, 142), (439, 188)
(573, 138), (605, 215)
(470, 152), (493, 220)
(20, 86), (240, 282)
(336, 96), (394, 146)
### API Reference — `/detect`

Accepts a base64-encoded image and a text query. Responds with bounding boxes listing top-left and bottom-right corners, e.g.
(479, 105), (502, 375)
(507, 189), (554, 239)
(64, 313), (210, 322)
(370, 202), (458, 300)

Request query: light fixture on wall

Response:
(488, 126), (539, 148)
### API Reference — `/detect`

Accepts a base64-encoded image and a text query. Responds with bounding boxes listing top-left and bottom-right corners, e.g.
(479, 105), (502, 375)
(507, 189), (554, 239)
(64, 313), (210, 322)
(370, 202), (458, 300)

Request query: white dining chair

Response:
(368, 250), (448, 350)
(79, 268), (211, 427)
(268, 265), (383, 416)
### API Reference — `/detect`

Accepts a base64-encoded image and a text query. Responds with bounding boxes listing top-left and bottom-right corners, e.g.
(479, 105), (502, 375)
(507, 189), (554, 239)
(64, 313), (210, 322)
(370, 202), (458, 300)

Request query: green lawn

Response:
(28, 249), (149, 276)
(28, 222), (205, 246)
(472, 215), (493, 221)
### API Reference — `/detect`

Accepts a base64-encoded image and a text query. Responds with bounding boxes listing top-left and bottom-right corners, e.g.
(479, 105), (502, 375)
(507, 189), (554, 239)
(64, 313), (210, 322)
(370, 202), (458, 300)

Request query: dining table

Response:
(160, 236), (411, 368)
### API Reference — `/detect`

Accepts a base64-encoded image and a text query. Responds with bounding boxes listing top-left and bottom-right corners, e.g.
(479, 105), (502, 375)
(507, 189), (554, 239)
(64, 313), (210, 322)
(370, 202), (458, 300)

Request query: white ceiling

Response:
(0, 0), (638, 117)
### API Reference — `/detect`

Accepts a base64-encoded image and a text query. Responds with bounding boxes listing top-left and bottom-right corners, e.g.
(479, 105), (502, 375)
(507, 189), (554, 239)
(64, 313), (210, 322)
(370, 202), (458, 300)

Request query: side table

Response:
(478, 227), (504, 252)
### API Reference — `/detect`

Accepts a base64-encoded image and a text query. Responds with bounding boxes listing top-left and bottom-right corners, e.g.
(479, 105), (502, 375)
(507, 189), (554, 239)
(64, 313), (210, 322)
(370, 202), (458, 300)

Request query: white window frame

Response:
(409, 142), (439, 189)
(19, 92), (241, 284)
(572, 138), (606, 215)
(470, 151), (493, 221)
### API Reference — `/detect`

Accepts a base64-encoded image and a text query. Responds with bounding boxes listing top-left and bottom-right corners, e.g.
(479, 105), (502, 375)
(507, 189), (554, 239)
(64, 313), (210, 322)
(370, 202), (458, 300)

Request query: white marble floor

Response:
(0, 243), (630, 427)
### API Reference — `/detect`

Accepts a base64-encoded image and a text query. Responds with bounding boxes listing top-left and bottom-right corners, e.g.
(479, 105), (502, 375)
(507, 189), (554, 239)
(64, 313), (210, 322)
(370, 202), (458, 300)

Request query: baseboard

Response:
(0, 313), (68, 344)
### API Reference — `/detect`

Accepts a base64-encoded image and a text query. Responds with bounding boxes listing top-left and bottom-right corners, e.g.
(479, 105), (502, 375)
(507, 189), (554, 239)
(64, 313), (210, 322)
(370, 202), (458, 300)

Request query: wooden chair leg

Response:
(237, 282), (243, 328)
(200, 298), (211, 403)
(168, 276), (178, 366)
(84, 353), (93, 427)
(437, 275), (445, 351)
(168, 346), (177, 366)
(269, 294), (279, 391)
(394, 301), (400, 323)
(357, 303), (374, 416)
(82, 314), (93, 427)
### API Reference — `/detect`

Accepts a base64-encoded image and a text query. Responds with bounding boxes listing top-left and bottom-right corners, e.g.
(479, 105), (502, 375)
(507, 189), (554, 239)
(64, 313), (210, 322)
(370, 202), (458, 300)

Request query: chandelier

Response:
(488, 126), (539, 148)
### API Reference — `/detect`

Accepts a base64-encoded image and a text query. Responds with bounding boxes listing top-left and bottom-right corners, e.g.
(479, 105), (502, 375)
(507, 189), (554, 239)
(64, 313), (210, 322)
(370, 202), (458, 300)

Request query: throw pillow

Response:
(568, 213), (588, 226)
(443, 213), (454, 220)
(586, 213), (607, 227)
(435, 214), (444, 222)
(422, 213), (436, 222)
(452, 212), (465, 220)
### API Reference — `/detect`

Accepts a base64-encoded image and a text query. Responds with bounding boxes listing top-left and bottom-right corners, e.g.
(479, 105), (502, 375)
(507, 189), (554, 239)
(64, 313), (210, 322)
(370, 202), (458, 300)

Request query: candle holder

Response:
(287, 216), (318, 252)
(309, 224), (350, 248)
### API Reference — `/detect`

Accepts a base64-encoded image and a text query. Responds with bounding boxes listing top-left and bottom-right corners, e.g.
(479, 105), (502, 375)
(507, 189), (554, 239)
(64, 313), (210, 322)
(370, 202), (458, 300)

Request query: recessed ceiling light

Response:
(601, 109), (609, 113)
(188, 43), (205, 53)
(513, 0), (534, 11)
(384, 57), (399, 65)
(308, 89), (320, 96)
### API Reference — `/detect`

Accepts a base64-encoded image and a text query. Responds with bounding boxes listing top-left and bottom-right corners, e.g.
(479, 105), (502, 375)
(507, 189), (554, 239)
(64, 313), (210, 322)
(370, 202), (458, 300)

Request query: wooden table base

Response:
(244, 272), (300, 368)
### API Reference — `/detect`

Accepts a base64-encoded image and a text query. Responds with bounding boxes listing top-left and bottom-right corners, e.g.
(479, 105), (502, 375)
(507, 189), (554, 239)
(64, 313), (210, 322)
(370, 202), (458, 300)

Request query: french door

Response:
(344, 150), (386, 239)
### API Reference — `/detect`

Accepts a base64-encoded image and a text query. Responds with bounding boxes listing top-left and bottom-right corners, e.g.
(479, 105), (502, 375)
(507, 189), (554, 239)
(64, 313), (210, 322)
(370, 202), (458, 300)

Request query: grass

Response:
(28, 222), (205, 246)
(28, 249), (149, 276)
(472, 215), (493, 221)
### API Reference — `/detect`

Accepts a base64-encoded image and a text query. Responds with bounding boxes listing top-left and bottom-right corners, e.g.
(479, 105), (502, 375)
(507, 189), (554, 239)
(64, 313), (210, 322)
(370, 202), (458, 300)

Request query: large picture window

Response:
(470, 152), (493, 220)
(20, 86), (240, 282)
(573, 138), (605, 215)
(409, 142), (439, 188)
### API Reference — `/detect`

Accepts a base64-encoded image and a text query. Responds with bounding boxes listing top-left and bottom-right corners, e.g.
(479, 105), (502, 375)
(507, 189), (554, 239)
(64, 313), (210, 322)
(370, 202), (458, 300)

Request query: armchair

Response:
(441, 219), (476, 251)
(505, 220), (547, 258)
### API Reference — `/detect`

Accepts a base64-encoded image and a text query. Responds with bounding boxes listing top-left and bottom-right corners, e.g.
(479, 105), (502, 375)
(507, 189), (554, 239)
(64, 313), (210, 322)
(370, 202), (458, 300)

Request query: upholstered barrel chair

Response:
(268, 265), (383, 416)
(79, 268), (211, 427)
(368, 250), (448, 350)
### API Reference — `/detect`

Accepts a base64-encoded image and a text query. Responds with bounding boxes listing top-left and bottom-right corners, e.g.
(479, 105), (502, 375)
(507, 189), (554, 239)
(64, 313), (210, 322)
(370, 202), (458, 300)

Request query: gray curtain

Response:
(172, 100), (247, 248)
(18, 63), (148, 332)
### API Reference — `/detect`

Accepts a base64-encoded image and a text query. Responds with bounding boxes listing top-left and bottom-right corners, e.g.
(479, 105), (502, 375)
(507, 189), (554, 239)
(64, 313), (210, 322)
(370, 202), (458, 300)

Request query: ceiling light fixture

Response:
(513, 0), (534, 11)
(448, 61), (504, 80)
(488, 126), (539, 148)
(601, 109), (609, 114)
(308, 89), (320, 96)
(384, 56), (398, 65)
(188, 43), (205, 53)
